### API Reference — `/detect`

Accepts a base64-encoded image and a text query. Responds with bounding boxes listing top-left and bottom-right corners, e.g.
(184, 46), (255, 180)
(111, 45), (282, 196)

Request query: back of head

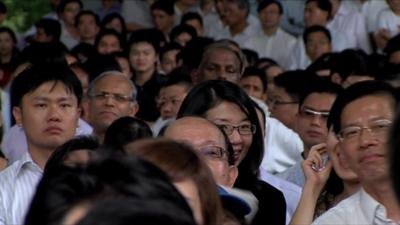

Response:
(273, 70), (317, 103)
(151, 0), (175, 15)
(35, 18), (62, 42)
(330, 49), (371, 81)
(129, 29), (164, 55)
(299, 76), (343, 107)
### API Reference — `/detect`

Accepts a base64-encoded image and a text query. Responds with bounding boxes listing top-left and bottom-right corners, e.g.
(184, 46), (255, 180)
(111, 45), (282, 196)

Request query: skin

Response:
(267, 86), (299, 130)
(104, 18), (123, 34)
(34, 28), (54, 43)
(259, 3), (281, 35)
(97, 34), (121, 54)
(61, 2), (81, 26)
(173, 32), (192, 47)
(224, 2), (248, 35)
(240, 76), (266, 101)
(174, 179), (203, 225)
(305, 31), (332, 62)
(205, 101), (253, 165)
(129, 42), (157, 80)
(0, 32), (14, 59)
(77, 14), (99, 42)
(116, 56), (132, 78)
(13, 81), (81, 169)
(304, 1), (329, 27)
(151, 9), (174, 35)
(185, 19), (204, 37)
(164, 117), (238, 187)
(161, 49), (180, 74)
(88, 75), (138, 140)
(157, 84), (188, 119)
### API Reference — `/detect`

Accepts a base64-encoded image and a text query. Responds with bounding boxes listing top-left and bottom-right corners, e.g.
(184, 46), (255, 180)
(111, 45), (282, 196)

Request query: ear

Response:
(226, 165), (239, 188)
(331, 73), (342, 85)
(129, 102), (139, 117)
(12, 106), (22, 126)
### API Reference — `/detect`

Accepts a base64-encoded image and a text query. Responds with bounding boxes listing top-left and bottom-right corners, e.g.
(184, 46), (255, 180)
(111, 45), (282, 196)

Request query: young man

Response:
(240, 66), (268, 101)
(75, 10), (100, 45)
(0, 63), (82, 225)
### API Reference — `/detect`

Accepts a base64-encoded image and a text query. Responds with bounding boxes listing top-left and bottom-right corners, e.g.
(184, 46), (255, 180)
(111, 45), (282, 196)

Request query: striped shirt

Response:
(0, 152), (42, 225)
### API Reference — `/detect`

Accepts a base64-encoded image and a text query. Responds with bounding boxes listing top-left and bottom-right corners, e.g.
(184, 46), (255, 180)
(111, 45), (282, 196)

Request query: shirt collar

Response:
(359, 188), (396, 224)
(15, 152), (43, 176)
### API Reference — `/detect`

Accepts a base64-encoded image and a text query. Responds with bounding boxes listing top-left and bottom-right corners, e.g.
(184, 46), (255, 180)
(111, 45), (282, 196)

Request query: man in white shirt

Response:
(312, 81), (400, 224)
(244, 0), (296, 69)
(0, 63), (82, 225)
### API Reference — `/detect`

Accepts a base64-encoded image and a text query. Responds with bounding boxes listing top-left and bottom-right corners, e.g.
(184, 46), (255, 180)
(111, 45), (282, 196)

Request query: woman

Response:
(177, 80), (286, 225)
(0, 27), (19, 87)
(95, 28), (125, 55)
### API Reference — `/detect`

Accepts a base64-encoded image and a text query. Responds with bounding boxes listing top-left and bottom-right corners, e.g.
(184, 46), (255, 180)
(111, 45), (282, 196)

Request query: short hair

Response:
(75, 10), (100, 27)
(299, 77), (343, 107)
(327, 80), (399, 134)
(226, 0), (250, 14)
(0, 26), (17, 44)
(87, 71), (137, 100)
(129, 29), (163, 54)
(11, 63), (83, 108)
(35, 18), (62, 41)
(303, 25), (331, 45)
(151, 0), (174, 15)
(330, 49), (371, 81)
(241, 66), (268, 93)
(100, 12), (127, 38)
(242, 49), (259, 66)
(273, 70), (316, 102)
(83, 53), (121, 81)
(306, 0), (332, 18)
(255, 57), (279, 69)
(94, 28), (126, 52)
(161, 69), (193, 91)
(57, 0), (83, 14)
(306, 52), (338, 75)
(257, 0), (283, 14)
(178, 37), (214, 73)
(181, 12), (203, 26)
(103, 117), (153, 153)
(160, 42), (183, 61)
(169, 24), (197, 44)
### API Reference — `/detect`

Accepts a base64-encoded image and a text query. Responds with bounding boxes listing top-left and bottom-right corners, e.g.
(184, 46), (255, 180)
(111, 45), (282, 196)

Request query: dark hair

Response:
(0, 1), (7, 14)
(181, 12), (203, 26)
(44, 135), (99, 172)
(83, 53), (121, 81)
(241, 66), (267, 93)
(161, 69), (193, 90)
(129, 29), (163, 54)
(75, 10), (100, 27)
(177, 80), (264, 188)
(242, 49), (259, 66)
(303, 25), (331, 44)
(306, 52), (338, 75)
(11, 62), (83, 107)
(306, 0), (332, 18)
(273, 70), (316, 102)
(0, 27), (16, 44)
(385, 33), (400, 56)
(255, 57), (279, 69)
(160, 42), (183, 61)
(94, 28), (126, 54)
(100, 12), (127, 39)
(299, 77), (343, 108)
(25, 155), (195, 225)
(169, 24), (197, 44)
(390, 107), (400, 203)
(151, 0), (174, 15)
(178, 37), (214, 73)
(103, 117), (153, 153)
(327, 80), (399, 134)
(15, 41), (68, 67)
(35, 18), (62, 41)
(330, 49), (371, 81)
(71, 42), (97, 64)
(57, 0), (83, 14)
(226, 0), (250, 15)
(257, 0), (283, 14)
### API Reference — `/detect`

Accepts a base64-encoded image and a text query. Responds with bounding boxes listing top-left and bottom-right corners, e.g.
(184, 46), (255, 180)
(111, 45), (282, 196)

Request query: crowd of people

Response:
(0, 0), (400, 224)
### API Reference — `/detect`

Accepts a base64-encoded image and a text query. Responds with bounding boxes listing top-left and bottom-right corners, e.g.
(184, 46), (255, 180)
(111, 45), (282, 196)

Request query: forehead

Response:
(206, 48), (239, 66)
(241, 75), (263, 84)
(160, 84), (187, 95)
(206, 101), (248, 122)
(307, 31), (329, 40)
(93, 75), (132, 91)
(167, 120), (225, 145)
(302, 92), (336, 109)
(271, 86), (292, 98)
(131, 42), (155, 51)
(24, 81), (75, 100)
(100, 34), (119, 42)
(261, 3), (280, 12)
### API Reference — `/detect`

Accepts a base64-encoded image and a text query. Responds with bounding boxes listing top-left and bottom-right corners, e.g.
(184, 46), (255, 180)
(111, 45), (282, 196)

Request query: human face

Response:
(88, 75), (138, 135)
(224, 2), (247, 27)
(0, 32), (14, 56)
(339, 95), (394, 183)
(259, 3), (281, 30)
(185, 19), (204, 36)
(267, 86), (299, 129)
(61, 2), (81, 26)
(388, 0), (400, 14)
(116, 56), (132, 78)
(174, 179), (203, 225)
(152, 9), (174, 33)
(174, 32), (192, 47)
(389, 51), (400, 64)
(206, 101), (253, 165)
(129, 42), (157, 74)
(13, 81), (80, 153)
(97, 34), (121, 54)
(77, 14), (99, 40)
(157, 84), (187, 119)
(342, 75), (374, 89)
(304, 1), (329, 27)
(35, 28), (53, 43)
(161, 49), (180, 74)
(240, 76), (266, 101)
(164, 117), (237, 187)
(296, 92), (336, 150)
(306, 31), (332, 62)
(199, 48), (241, 84)
(104, 18), (123, 33)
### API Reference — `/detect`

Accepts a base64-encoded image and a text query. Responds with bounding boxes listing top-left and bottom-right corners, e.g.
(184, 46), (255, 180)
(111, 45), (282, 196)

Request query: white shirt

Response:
(60, 21), (79, 50)
(259, 169), (301, 225)
(195, 7), (221, 38)
(121, 0), (153, 28)
(261, 117), (303, 174)
(276, 161), (305, 188)
(376, 8), (400, 38)
(0, 152), (42, 225)
(278, 0), (306, 37)
(244, 28), (297, 69)
(214, 15), (260, 47)
(327, 2), (372, 53)
(312, 188), (399, 225)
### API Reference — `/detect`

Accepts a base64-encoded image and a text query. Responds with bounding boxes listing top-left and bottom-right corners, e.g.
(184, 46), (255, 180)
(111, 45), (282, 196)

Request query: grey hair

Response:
(87, 70), (138, 101)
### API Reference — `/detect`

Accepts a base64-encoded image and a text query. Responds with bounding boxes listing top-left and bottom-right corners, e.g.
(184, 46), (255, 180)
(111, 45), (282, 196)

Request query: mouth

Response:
(45, 126), (63, 135)
(99, 111), (118, 118)
(360, 154), (383, 164)
(307, 130), (323, 137)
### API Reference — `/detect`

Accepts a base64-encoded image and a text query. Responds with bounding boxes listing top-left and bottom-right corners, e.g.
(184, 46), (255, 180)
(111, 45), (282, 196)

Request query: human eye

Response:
(372, 120), (392, 132)
(201, 146), (223, 159)
(342, 127), (360, 139)
(34, 103), (47, 108)
(60, 103), (72, 108)
(218, 124), (232, 135)
(239, 124), (254, 134)
(226, 66), (237, 74)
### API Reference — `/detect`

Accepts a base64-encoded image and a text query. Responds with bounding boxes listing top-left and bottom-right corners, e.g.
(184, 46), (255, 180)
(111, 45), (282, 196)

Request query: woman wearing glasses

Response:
(177, 80), (286, 225)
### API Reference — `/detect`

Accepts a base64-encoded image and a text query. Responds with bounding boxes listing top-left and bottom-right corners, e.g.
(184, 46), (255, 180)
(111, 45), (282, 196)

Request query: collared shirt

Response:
(276, 161), (305, 188)
(376, 8), (400, 38)
(0, 152), (43, 225)
(327, 2), (372, 53)
(60, 21), (79, 50)
(244, 28), (297, 69)
(312, 188), (399, 225)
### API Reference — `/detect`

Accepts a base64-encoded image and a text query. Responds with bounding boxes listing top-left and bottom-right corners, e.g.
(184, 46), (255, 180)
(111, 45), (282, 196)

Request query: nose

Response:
(358, 128), (379, 149)
(104, 95), (116, 106)
(48, 105), (62, 122)
(310, 115), (323, 126)
(229, 128), (243, 146)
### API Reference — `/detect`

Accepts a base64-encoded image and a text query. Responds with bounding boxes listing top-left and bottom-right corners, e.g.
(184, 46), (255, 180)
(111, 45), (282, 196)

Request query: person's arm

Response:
(289, 143), (332, 225)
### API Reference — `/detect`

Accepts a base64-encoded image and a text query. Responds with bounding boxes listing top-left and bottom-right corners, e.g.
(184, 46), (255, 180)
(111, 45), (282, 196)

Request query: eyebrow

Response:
(302, 106), (330, 113)
(341, 116), (390, 128)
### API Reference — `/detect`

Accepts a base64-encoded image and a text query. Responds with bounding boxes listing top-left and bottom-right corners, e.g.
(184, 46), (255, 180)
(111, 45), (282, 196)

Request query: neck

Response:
(0, 53), (12, 64)
(302, 145), (311, 158)
(28, 145), (54, 170)
(230, 19), (248, 36)
(66, 25), (79, 38)
(263, 26), (278, 36)
(135, 69), (154, 86)
(364, 181), (400, 221)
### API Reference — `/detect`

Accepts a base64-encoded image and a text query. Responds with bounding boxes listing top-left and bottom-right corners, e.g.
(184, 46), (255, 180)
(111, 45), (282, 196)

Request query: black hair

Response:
(82, 53), (121, 82)
(226, 0), (250, 15)
(178, 37), (214, 73)
(57, 0), (83, 14)
(298, 76), (343, 107)
(71, 42), (97, 64)
(151, 0), (174, 15)
(273, 70), (316, 102)
(100, 12), (127, 39)
(242, 49), (259, 66)
(385, 33), (400, 56)
(255, 57), (279, 69)
(169, 24), (197, 45)
(329, 49), (371, 81)
(303, 25), (331, 44)
(181, 12), (203, 26)
(160, 42), (183, 61)
(257, 0), (283, 14)
(35, 18), (62, 41)
(177, 80), (264, 188)
(306, 52), (338, 75)
(241, 66), (268, 93)
(161, 69), (193, 90)
(103, 117), (153, 153)
(327, 80), (399, 134)
(0, 27), (16, 44)
(16, 41), (68, 66)
(75, 10), (100, 27)
(94, 28), (126, 54)
(306, 0), (332, 19)
(11, 62), (83, 108)
(129, 28), (164, 54)
(25, 155), (195, 225)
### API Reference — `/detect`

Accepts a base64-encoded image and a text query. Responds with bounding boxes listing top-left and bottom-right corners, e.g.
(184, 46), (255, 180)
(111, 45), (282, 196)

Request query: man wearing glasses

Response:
(87, 71), (139, 142)
(277, 78), (342, 187)
(312, 81), (400, 224)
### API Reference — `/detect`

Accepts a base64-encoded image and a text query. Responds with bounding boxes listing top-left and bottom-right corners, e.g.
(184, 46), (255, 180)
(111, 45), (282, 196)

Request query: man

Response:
(163, 116), (238, 187)
(240, 66), (267, 101)
(244, 0), (296, 69)
(34, 18), (62, 43)
(75, 10), (100, 45)
(312, 81), (400, 224)
(151, 0), (175, 40)
(87, 71), (138, 142)
(58, 0), (82, 49)
(0, 63), (82, 225)
(277, 78), (342, 187)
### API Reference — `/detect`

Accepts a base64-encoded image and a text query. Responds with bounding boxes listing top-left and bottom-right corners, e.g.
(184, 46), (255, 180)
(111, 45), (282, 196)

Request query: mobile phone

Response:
(311, 153), (329, 172)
